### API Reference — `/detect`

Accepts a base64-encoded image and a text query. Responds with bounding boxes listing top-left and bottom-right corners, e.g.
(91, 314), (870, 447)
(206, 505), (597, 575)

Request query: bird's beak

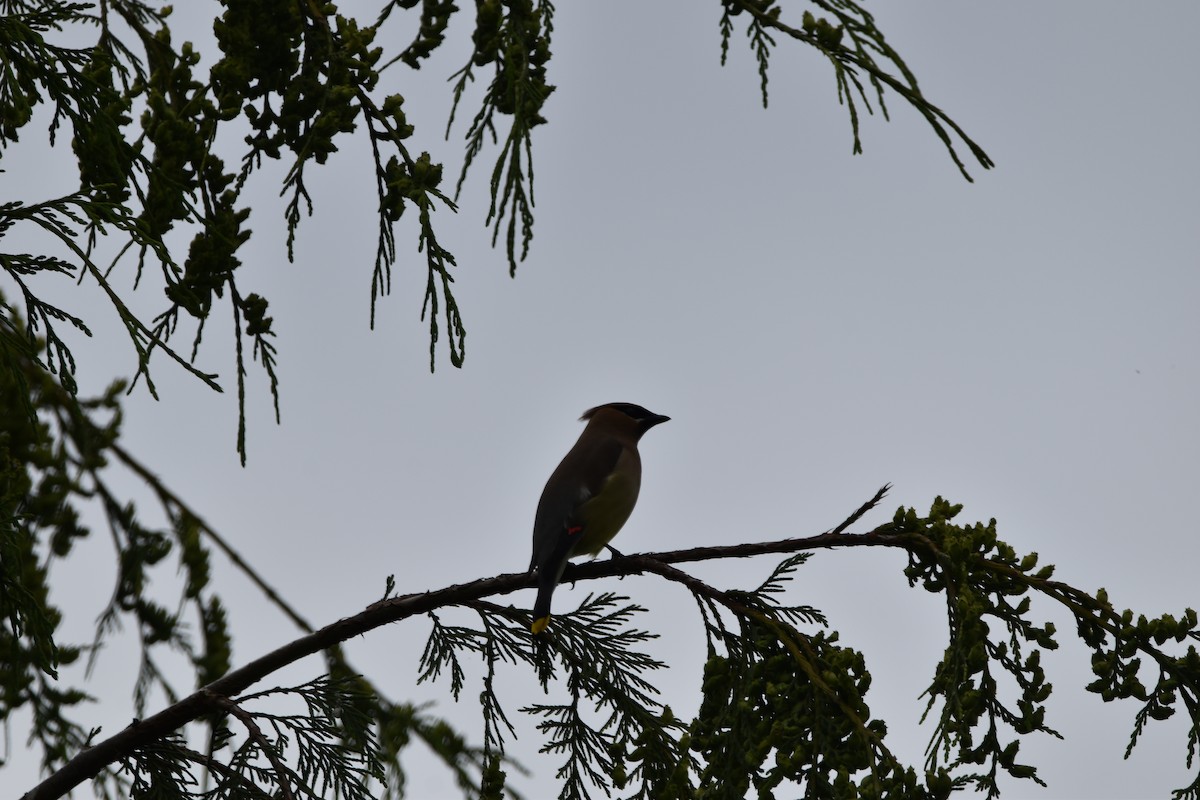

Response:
(645, 414), (670, 429)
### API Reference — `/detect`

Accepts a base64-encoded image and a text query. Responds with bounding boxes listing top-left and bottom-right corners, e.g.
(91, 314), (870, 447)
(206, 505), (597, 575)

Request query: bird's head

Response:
(581, 403), (670, 438)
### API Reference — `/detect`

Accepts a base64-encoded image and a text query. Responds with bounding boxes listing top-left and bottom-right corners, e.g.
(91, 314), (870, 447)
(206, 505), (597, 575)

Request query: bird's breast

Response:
(572, 469), (640, 556)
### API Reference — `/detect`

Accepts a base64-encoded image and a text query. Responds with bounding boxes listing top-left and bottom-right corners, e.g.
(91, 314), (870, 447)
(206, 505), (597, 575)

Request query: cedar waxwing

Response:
(529, 402), (670, 635)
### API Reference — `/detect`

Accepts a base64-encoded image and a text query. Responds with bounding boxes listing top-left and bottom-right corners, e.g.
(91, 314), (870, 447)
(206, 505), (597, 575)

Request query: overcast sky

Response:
(5, 1), (1199, 798)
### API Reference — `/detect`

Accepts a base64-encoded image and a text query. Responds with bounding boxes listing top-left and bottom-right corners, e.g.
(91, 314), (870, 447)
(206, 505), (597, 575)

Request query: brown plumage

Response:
(529, 403), (669, 635)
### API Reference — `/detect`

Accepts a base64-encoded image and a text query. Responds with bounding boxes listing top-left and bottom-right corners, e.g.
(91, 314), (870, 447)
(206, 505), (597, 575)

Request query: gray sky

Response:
(4, 1), (1199, 798)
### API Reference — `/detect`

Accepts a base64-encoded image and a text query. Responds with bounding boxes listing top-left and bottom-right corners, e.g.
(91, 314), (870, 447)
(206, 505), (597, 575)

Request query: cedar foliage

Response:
(6, 2), (1197, 800)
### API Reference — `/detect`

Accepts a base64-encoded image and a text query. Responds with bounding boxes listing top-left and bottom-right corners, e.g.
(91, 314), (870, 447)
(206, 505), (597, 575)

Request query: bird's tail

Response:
(531, 528), (578, 635)
(530, 576), (554, 635)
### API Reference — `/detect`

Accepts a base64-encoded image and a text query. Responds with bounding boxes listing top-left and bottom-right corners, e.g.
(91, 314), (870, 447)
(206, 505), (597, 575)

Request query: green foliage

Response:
(0, 304), (234, 775)
(1, 193), (220, 399)
(406, 503), (1200, 799)
(885, 498), (1200, 799)
(888, 500), (1061, 795)
(0, 311), (93, 774)
(449, 0), (555, 277)
(0, 2), (114, 150)
(418, 594), (686, 800)
(103, 669), (488, 800)
(691, 627), (933, 800)
(3, 0), (991, 461)
(719, 0), (993, 179)
(673, 553), (940, 799)
(0, 205), (92, 397)
(328, 646), (490, 800)
(0, 499), (61, 679)
(0, 300), (482, 795)
(527, 596), (683, 800)
(15, 3), (1193, 800)
(109, 675), (388, 800)
(2, 0), (467, 461)
(383, 0), (459, 69)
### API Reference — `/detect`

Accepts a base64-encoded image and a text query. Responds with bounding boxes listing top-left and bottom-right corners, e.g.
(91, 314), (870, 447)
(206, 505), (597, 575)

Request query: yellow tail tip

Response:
(531, 616), (551, 635)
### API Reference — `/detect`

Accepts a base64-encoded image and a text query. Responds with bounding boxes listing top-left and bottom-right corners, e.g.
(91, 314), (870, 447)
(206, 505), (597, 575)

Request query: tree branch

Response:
(109, 441), (316, 634)
(22, 507), (915, 800)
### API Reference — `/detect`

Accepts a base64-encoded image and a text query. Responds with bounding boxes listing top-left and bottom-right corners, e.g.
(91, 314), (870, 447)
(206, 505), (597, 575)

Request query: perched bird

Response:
(529, 402), (669, 635)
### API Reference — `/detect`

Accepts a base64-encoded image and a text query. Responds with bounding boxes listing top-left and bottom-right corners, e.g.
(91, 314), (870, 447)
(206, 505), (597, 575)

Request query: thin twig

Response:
(205, 691), (297, 800)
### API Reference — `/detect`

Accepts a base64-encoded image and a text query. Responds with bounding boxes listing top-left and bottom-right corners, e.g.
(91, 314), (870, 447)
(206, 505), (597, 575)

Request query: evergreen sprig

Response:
(721, 0), (994, 180)
(447, 0), (555, 277)
(171, 675), (391, 800)
(891, 500), (1061, 796)
(671, 550), (937, 799)
(526, 593), (679, 800)
(419, 602), (530, 767)
(885, 498), (1200, 799)
(415, 593), (678, 799)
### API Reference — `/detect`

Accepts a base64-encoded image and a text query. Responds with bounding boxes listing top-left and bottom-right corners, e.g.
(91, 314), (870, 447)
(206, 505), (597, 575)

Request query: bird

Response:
(529, 402), (670, 635)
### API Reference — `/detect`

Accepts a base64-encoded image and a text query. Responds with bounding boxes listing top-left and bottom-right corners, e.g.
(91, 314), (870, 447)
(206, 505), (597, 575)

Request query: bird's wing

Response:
(565, 437), (625, 521)
(532, 437), (624, 568)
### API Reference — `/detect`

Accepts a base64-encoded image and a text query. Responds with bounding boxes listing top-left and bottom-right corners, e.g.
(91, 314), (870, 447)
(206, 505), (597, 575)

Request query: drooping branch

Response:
(724, 0), (994, 180)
